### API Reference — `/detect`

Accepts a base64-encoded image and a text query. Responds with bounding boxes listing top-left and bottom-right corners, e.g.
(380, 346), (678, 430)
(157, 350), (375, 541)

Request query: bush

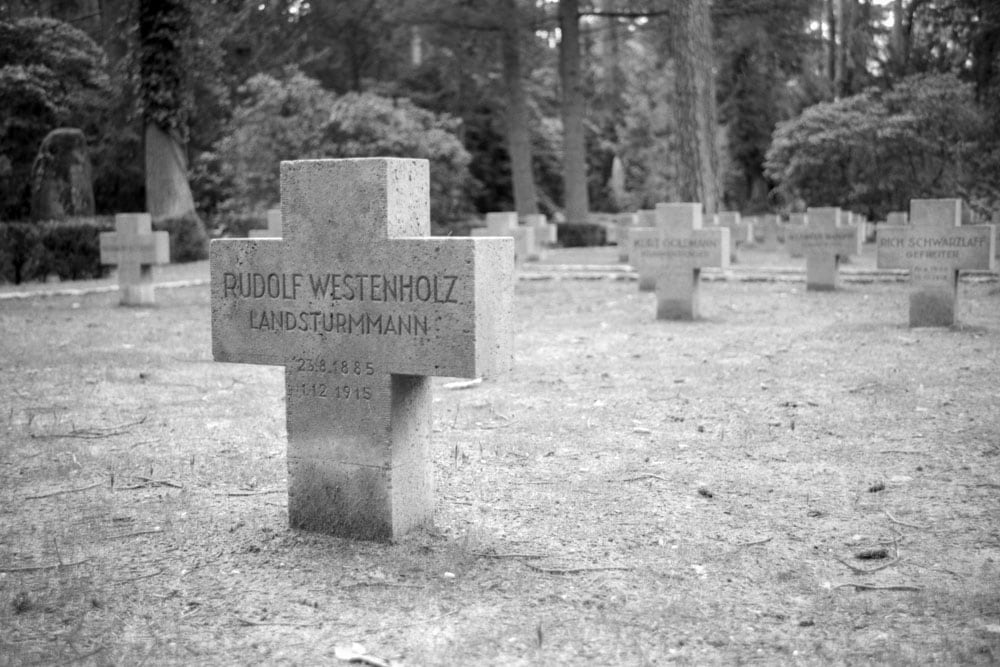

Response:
(43, 218), (109, 280)
(197, 68), (475, 224)
(0, 218), (111, 284)
(153, 213), (208, 263)
(0, 18), (111, 220)
(212, 211), (266, 238)
(764, 73), (998, 218)
(557, 223), (606, 247)
(0, 222), (45, 283)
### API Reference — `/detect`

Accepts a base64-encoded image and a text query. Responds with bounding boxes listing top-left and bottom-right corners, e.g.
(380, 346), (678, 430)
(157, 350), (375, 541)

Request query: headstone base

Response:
(805, 255), (839, 291)
(120, 266), (156, 306)
(286, 373), (433, 541)
(909, 285), (957, 328)
(656, 269), (699, 320)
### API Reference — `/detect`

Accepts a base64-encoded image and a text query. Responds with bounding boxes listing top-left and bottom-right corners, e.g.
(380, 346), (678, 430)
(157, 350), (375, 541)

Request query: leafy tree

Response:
(326, 92), (475, 222)
(764, 73), (997, 218)
(714, 0), (822, 212)
(386, 0), (560, 216)
(612, 26), (679, 208)
(0, 17), (110, 220)
(194, 69), (334, 218)
(201, 69), (475, 224)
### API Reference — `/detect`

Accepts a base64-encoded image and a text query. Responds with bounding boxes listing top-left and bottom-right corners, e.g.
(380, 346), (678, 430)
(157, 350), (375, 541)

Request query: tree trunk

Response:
(827, 0), (837, 86)
(500, 0), (539, 217)
(139, 0), (198, 222)
(888, 0), (905, 80)
(410, 25), (423, 66)
(558, 0), (589, 224)
(671, 0), (718, 214)
(144, 123), (196, 221)
(834, 0), (852, 98)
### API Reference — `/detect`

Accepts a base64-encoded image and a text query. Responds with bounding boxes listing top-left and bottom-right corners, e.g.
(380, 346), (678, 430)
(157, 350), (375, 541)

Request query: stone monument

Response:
(876, 198), (995, 327)
(785, 207), (861, 290)
(634, 203), (729, 320)
(30, 128), (95, 221)
(99, 213), (170, 306)
(210, 158), (514, 541)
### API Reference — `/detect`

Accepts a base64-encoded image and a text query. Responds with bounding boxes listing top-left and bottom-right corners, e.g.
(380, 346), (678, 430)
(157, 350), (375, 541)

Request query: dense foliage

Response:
(765, 73), (999, 218)
(197, 69), (475, 224)
(1, 0), (998, 238)
(0, 18), (110, 220)
(0, 218), (112, 284)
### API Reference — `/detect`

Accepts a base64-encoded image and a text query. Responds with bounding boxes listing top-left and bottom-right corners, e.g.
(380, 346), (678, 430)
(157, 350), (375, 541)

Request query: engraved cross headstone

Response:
(877, 198), (995, 327)
(634, 203), (729, 320)
(614, 212), (638, 262)
(785, 212), (806, 257)
(758, 214), (780, 251)
(471, 212), (536, 263)
(785, 207), (861, 290)
(210, 158), (514, 541)
(714, 211), (750, 262)
(630, 209), (662, 290)
(99, 213), (170, 306)
(521, 213), (557, 248)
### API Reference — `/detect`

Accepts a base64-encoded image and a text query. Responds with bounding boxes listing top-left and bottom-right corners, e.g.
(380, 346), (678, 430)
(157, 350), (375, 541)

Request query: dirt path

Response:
(1, 265), (998, 665)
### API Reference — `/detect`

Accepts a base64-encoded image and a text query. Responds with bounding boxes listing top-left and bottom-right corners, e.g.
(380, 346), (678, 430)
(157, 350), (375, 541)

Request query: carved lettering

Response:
(226, 272), (462, 304)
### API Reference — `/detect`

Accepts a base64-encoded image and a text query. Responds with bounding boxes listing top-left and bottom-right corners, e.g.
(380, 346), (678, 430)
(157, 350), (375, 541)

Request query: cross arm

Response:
(99, 231), (170, 266)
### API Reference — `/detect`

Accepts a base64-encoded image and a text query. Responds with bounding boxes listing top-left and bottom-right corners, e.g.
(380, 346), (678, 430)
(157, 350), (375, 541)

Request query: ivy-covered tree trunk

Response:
(500, 0), (539, 217)
(558, 0), (589, 224)
(671, 0), (718, 214)
(139, 0), (197, 222)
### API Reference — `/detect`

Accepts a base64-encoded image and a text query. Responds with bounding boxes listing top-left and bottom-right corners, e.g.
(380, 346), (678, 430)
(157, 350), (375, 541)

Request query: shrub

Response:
(0, 222), (45, 283)
(0, 217), (111, 284)
(197, 68), (475, 225)
(764, 73), (998, 218)
(557, 223), (606, 247)
(43, 218), (109, 280)
(153, 213), (208, 263)
(0, 18), (111, 220)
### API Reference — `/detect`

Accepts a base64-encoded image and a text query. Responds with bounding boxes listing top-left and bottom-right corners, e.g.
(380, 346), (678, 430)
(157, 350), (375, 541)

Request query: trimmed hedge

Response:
(556, 223), (607, 247)
(214, 212), (266, 239)
(0, 212), (209, 285)
(0, 218), (113, 284)
(153, 213), (208, 262)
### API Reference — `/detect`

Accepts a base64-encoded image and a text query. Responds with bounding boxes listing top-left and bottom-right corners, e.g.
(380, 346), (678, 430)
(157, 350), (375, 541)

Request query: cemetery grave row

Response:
(36, 157), (994, 542)
(209, 158), (998, 541)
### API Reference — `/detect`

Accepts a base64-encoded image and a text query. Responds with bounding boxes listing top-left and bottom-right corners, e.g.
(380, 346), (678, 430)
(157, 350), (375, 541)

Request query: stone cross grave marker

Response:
(250, 208), (283, 238)
(876, 198), (995, 327)
(758, 214), (781, 251)
(886, 211), (908, 226)
(522, 213), (557, 247)
(210, 158), (514, 541)
(785, 207), (861, 290)
(631, 209), (661, 290)
(714, 211), (750, 262)
(472, 212), (536, 263)
(99, 213), (170, 306)
(786, 213), (806, 257)
(633, 203), (729, 320)
(615, 212), (638, 262)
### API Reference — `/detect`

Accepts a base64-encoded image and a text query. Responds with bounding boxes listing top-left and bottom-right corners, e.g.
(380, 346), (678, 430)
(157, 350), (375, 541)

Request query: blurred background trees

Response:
(0, 0), (997, 228)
